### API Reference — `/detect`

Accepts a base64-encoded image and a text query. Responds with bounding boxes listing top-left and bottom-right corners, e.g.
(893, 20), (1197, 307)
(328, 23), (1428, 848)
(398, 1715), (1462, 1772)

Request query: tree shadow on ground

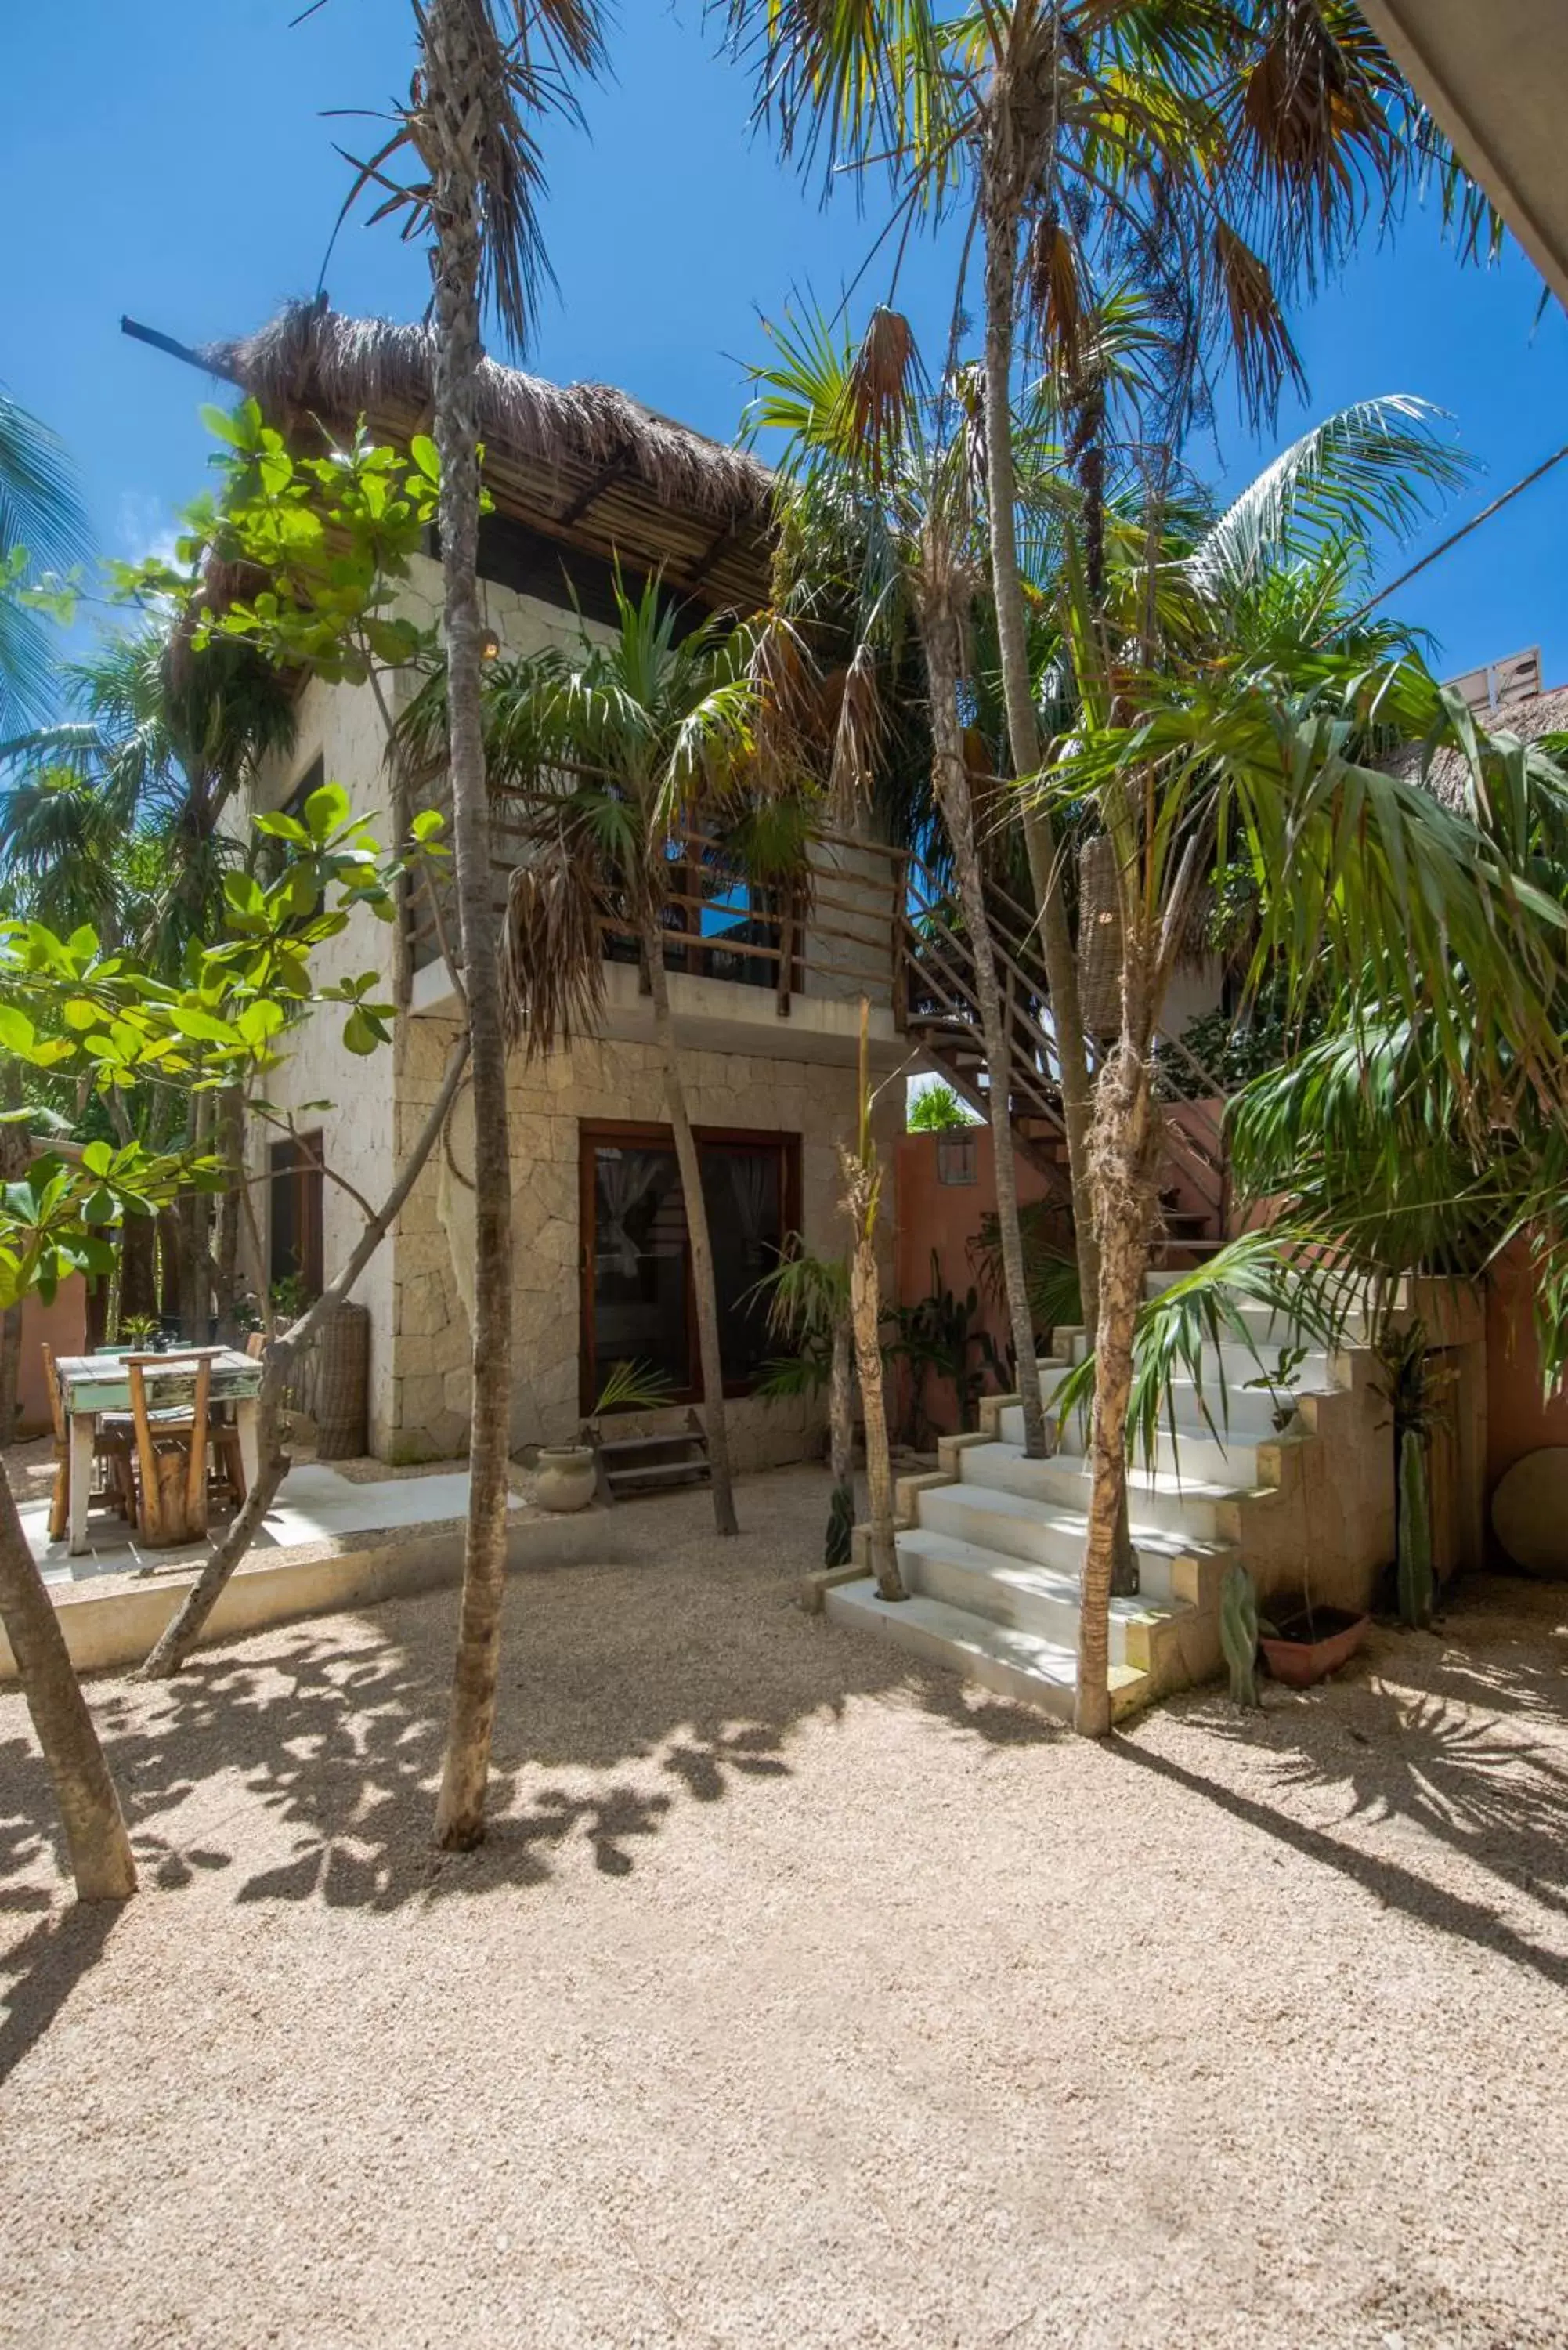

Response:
(1, 1480), (1061, 1945)
(1121, 1592), (1568, 1991)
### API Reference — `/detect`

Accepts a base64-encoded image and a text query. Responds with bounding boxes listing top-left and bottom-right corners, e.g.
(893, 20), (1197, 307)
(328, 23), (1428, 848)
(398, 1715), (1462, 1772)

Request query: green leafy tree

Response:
(0, 794), (431, 1897)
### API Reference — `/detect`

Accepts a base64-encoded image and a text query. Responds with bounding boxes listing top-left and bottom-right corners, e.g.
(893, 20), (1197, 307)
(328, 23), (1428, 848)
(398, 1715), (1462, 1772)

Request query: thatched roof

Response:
(1391, 682), (1568, 813)
(197, 302), (775, 616)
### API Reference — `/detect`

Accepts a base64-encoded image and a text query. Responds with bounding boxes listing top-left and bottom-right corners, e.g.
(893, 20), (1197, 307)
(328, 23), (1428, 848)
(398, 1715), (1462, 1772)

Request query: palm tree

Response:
(724, 0), (1484, 1361)
(341, 0), (606, 1844)
(748, 306), (1056, 1458)
(1032, 400), (1568, 1730)
(0, 388), (90, 739)
(410, 573), (770, 1536)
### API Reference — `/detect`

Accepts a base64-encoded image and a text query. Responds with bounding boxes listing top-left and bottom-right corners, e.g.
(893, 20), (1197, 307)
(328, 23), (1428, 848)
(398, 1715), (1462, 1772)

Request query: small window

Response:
(937, 1133), (977, 1186)
(581, 1126), (797, 1406)
(282, 754), (324, 821)
(269, 1133), (324, 1301)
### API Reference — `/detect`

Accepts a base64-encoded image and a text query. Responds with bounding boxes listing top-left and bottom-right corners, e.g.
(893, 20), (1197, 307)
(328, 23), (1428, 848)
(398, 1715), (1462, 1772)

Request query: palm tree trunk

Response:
(848, 1201), (901, 1600)
(978, 159), (1100, 1344)
(827, 1318), (854, 1491)
(0, 1460), (136, 1899)
(424, 0), (515, 1850)
(642, 920), (739, 1536)
(921, 588), (1047, 1455)
(1075, 939), (1160, 1735)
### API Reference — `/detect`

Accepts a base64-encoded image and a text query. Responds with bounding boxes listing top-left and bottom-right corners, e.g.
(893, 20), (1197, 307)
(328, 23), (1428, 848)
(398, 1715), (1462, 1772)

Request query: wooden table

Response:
(52, 1350), (265, 1556)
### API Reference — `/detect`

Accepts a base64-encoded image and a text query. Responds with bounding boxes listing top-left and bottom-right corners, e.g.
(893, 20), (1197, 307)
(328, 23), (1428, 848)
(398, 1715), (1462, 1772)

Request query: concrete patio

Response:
(23, 1461), (503, 1585)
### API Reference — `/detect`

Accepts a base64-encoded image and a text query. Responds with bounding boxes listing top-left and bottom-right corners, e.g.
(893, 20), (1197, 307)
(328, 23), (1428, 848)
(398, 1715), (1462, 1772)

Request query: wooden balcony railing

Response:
(406, 807), (910, 1021)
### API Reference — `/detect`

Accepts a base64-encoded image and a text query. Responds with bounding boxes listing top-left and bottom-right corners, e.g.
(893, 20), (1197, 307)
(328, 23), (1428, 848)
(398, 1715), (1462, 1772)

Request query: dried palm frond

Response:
(498, 833), (606, 1060)
(842, 306), (920, 487)
(827, 638), (886, 815)
(1212, 222), (1307, 421)
(1025, 214), (1086, 385)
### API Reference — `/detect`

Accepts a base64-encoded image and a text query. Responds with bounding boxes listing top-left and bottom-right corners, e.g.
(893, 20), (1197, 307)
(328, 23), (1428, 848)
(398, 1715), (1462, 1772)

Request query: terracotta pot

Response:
(535, 1444), (596, 1513)
(1259, 1607), (1370, 1689)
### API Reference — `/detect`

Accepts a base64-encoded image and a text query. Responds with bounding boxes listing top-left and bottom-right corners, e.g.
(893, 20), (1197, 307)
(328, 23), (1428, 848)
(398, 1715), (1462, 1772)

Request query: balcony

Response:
(406, 817), (909, 1068)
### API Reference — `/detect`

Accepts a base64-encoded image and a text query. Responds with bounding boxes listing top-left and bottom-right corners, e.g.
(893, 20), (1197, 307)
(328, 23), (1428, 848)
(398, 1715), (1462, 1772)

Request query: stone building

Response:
(215, 305), (905, 1466)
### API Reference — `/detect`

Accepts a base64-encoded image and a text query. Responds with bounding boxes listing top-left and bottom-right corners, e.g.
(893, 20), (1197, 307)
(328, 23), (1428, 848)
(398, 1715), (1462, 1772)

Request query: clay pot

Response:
(1259, 1606), (1370, 1688)
(536, 1444), (596, 1513)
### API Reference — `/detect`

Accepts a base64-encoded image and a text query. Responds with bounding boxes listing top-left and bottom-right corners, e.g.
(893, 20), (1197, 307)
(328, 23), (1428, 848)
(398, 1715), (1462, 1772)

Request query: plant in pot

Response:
(1255, 1555), (1371, 1688)
(539, 1360), (674, 1513)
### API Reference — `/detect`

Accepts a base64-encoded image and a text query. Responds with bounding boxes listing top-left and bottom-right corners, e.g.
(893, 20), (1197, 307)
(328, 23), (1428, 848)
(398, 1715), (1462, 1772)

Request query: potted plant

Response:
(1256, 1564), (1371, 1687)
(537, 1359), (674, 1513)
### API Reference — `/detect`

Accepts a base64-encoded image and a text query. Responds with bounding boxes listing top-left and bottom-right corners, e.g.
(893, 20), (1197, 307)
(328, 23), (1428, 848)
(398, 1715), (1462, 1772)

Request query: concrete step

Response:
(823, 1578), (1147, 1724)
(1026, 1368), (1308, 1444)
(1050, 1329), (1339, 1390)
(1050, 1411), (1267, 1490)
(1140, 1273), (1376, 1346)
(934, 1441), (1242, 1544)
(895, 1525), (1184, 1665)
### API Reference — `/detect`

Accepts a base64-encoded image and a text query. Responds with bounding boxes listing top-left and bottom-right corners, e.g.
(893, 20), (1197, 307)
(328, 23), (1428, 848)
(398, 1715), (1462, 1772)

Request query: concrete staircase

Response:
(826, 1273), (1384, 1724)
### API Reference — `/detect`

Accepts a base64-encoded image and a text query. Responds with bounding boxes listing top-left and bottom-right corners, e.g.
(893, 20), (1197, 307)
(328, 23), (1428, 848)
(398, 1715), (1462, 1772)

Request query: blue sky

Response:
(7, 0), (1568, 685)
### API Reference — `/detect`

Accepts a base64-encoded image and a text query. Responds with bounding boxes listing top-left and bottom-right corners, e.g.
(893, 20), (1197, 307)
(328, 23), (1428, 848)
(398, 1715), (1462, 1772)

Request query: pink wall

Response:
(895, 1127), (1071, 1438)
(13, 1278), (88, 1440)
(1485, 1241), (1568, 1491)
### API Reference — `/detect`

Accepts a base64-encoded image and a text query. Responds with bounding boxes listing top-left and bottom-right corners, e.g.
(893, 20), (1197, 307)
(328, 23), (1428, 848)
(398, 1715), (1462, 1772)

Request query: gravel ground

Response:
(4, 1463), (1568, 2350)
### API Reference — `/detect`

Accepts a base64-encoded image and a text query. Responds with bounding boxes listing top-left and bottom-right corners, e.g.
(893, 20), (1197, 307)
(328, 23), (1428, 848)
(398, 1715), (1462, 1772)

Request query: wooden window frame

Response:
(578, 1120), (801, 1414)
(269, 1130), (325, 1300)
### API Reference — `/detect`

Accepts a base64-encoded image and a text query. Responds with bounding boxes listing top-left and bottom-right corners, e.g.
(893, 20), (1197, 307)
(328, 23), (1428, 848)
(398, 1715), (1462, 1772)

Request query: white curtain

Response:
(596, 1150), (669, 1278)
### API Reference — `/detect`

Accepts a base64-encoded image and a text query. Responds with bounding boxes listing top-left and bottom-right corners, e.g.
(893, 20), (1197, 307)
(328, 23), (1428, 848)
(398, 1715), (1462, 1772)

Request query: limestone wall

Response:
(385, 1018), (900, 1466)
(247, 676), (402, 1444)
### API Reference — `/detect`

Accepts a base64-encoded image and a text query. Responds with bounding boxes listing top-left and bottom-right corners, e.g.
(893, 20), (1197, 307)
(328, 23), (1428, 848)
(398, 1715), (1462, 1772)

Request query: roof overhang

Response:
(1359, 0), (1568, 309)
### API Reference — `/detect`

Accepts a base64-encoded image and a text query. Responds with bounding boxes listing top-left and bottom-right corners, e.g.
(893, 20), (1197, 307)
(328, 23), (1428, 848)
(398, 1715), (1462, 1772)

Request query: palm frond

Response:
(498, 830), (607, 1060)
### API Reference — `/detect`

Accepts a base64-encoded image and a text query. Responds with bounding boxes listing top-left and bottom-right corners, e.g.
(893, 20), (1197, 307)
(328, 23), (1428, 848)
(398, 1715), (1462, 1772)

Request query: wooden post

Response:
(776, 891), (794, 1019)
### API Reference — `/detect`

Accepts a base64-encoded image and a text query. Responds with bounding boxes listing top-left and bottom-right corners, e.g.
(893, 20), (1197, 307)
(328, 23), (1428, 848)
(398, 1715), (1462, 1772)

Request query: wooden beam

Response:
(555, 452), (631, 529)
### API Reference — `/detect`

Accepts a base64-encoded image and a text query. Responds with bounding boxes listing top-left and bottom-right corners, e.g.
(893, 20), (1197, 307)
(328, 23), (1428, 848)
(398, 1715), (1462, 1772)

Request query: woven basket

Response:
(292, 1300), (370, 1459)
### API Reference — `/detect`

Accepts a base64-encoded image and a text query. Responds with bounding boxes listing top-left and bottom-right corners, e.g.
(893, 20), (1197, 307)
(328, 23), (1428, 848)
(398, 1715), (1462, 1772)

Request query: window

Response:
(281, 754), (324, 820)
(580, 1125), (797, 1408)
(269, 1133), (324, 1300)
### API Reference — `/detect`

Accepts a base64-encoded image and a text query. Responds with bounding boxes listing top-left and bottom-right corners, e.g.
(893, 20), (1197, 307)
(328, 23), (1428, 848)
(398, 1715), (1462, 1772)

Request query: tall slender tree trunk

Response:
(1075, 933), (1160, 1735)
(426, 0), (516, 1851)
(920, 588), (1046, 1455)
(827, 1317), (854, 1491)
(642, 921), (739, 1536)
(0, 1463), (136, 1899)
(841, 1002), (901, 1600)
(978, 157), (1099, 1338)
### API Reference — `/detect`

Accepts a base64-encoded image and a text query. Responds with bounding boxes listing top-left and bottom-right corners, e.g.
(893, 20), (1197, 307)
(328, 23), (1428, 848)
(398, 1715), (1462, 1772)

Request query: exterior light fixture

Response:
(480, 627), (501, 661)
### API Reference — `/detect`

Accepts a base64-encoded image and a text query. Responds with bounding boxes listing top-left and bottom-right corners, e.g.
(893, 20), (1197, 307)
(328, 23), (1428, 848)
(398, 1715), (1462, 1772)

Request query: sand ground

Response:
(4, 1462), (1568, 2350)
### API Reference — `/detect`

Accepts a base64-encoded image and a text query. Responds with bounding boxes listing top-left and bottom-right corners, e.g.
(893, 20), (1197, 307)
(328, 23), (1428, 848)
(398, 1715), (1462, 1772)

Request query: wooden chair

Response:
(42, 1343), (136, 1542)
(126, 1352), (213, 1547)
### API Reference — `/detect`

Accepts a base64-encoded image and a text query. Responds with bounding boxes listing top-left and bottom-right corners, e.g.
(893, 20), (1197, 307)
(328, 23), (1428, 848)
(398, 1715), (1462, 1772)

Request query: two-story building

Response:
(205, 304), (906, 1467)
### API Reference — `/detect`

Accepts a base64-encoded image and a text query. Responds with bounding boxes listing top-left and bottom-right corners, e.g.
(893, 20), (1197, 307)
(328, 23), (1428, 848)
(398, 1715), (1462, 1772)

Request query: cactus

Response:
(1219, 1564), (1261, 1708)
(1397, 1425), (1434, 1629)
(824, 1477), (855, 1569)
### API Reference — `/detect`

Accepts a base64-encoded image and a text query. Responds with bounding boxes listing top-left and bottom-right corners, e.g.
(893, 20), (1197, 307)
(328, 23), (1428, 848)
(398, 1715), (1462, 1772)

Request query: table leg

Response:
(68, 1414), (96, 1556)
(237, 1399), (262, 1499)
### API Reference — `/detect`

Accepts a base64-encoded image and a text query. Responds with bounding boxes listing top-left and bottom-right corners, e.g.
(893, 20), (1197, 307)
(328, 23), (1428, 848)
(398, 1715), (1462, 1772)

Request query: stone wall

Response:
(386, 1017), (900, 1466)
(247, 677), (402, 1446)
